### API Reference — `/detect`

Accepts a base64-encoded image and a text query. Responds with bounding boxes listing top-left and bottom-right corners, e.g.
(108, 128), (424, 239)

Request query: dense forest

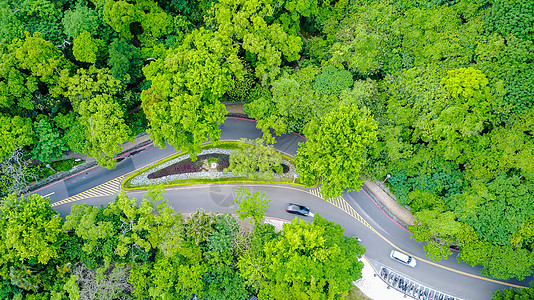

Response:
(0, 0), (533, 287)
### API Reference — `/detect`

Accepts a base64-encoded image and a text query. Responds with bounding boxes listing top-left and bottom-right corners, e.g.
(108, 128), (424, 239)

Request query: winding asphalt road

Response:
(31, 118), (532, 300)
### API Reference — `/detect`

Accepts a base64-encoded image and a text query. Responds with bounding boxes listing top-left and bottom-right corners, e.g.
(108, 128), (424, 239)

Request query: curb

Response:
(361, 180), (415, 228)
(25, 135), (153, 195)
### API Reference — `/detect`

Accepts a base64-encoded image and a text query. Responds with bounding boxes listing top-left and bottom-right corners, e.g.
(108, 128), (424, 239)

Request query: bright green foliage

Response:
(482, 245), (534, 280)
(409, 210), (461, 261)
(56, 66), (128, 168)
(136, 0), (173, 38)
(0, 49), (37, 110)
(233, 187), (271, 224)
(104, 0), (173, 39)
(141, 29), (231, 160)
(244, 66), (337, 140)
(0, 32), (71, 110)
(208, 0), (303, 82)
(103, 0), (140, 39)
(457, 174), (534, 247)
(0, 194), (65, 277)
(225, 138), (283, 181)
(63, 274), (80, 300)
(13, 34), (70, 87)
(63, 203), (115, 255)
(397, 6), (471, 68)
(313, 65), (353, 95)
(57, 66), (123, 105)
(475, 34), (534, 115)
(77, 94), (130, 168)
(72, 31), (106, 64)
(492, 282), (534, 300)
(31, 117), (67, 163)
(296, 104), (378, 200)
(0, 115), (34, 159)
(62, 4), (100, 40)
(54, 112), (87, 155)
(258, 215), (365, 300)
(328, 1), (401, 75)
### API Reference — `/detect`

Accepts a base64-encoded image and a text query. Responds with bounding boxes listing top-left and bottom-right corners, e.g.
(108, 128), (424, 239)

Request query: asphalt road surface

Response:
(33, 117), (533, 300)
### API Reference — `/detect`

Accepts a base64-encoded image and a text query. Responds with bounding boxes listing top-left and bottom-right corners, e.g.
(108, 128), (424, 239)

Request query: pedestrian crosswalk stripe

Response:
(51, 175), (126, 207)
(309, 187), (374, 231)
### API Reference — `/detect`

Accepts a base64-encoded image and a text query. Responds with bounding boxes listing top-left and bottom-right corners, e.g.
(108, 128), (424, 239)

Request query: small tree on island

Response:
(225, 138), (283, 181)
(233, 187), (271, 224)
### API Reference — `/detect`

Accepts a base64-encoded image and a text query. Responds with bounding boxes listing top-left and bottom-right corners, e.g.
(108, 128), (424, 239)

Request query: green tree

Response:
(78, 94), (130, 168)
(57, 66), (129, 168)
(327, 1), (401, 75)
(233, 187), (271, 224)
(313, 65), (354, 95)
(0, 3), (24, 43)
(409, 210), (462, 261)
(62, 4), (100, 40)
(103, 0), (140, 39)
(11, 0), (66, 44)
(72, 31), (106, 64)
(0, 32), (72, 111)
(492, 282), (534, 300)
(244, 66), (337, 141)
(296, 104), (378, 200)
(225, 138), (283, 181)
(31, 117), (67, 163)
(141, 29), (231, 160)
(0, 114), (34, 159)
(107, 39), (143, 83)
(258, 215), (365, 300)
(0, 193), (66, 278)
(208, 0), (302, 82)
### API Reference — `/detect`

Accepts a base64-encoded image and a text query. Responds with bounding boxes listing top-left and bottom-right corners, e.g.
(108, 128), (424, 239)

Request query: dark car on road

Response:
(286, 203), (313, 216)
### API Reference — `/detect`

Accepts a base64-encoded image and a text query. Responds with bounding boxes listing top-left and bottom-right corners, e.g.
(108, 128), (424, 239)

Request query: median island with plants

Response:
(123, 139), (303, 190)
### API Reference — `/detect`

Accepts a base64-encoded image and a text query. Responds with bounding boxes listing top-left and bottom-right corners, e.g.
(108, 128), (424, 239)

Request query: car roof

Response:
(392, 250), (410, 262)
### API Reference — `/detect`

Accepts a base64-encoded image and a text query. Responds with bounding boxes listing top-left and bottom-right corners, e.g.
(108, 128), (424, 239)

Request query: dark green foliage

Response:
(31, 117), (68, 163)
(484, 0), (534, 40)
(0, 3), (24, 43)
(388, 159), (464, 211)
(108, 39), (143, 84)
(0, 278), (23, 299)
(492, 282), (534, 300)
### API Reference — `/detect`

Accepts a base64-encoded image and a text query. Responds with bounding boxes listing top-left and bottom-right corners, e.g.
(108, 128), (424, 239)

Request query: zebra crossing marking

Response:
(51, 175), (126, 207)
(309, 187), (374, 231)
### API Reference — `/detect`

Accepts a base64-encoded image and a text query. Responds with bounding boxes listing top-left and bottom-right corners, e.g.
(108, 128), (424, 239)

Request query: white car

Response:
(390, 250), (417, 267)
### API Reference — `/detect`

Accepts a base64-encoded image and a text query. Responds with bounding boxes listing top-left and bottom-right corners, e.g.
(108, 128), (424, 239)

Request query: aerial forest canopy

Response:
(0, 0), (533, 283)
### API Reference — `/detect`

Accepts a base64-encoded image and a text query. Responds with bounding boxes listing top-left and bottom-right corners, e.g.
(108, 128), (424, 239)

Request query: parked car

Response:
(390, 250), (417, 267)
(286, 203), (312, 216)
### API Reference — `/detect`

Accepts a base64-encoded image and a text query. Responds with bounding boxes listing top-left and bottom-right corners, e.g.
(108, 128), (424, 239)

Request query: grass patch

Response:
(345, 285), (372, 300)
(122, 142), (314, 190)
(30, 158), (85, 183)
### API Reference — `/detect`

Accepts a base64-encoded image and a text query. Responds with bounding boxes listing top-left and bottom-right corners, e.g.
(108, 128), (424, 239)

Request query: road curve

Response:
(34, 117), (533, 300)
